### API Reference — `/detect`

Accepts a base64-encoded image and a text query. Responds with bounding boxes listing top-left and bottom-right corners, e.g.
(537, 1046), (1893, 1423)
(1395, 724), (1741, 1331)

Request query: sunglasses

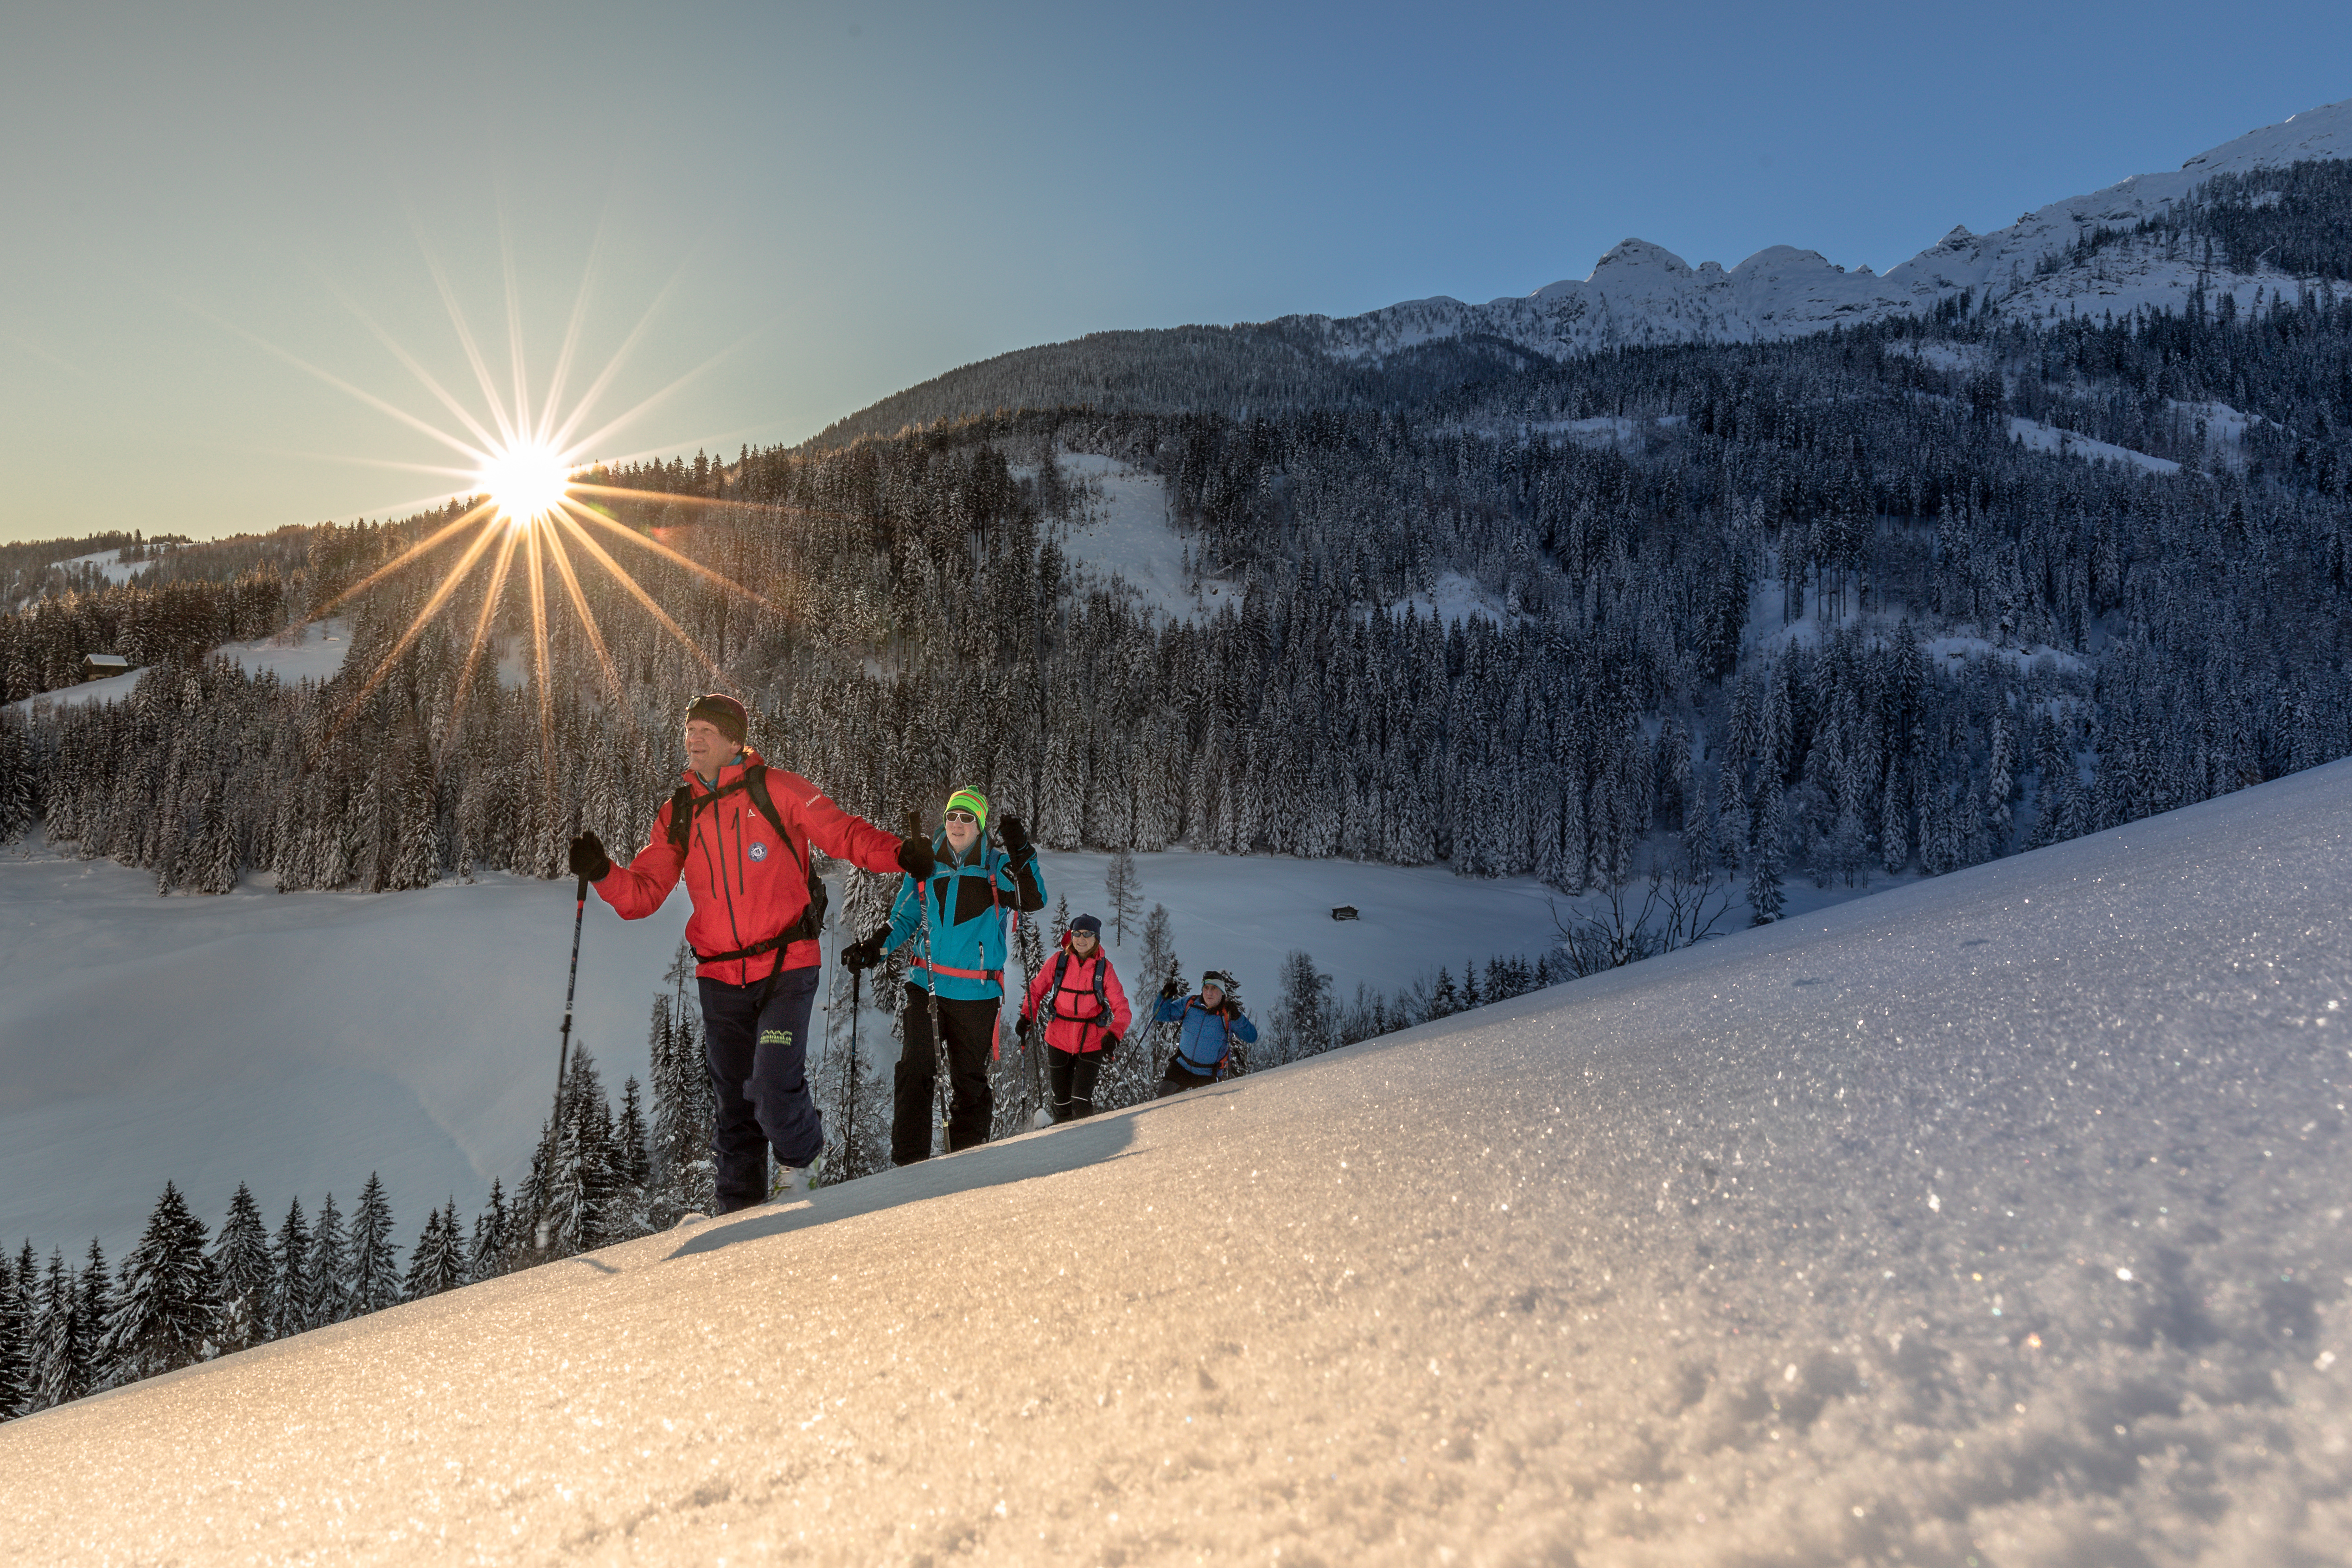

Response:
(943, 809), (979, 824)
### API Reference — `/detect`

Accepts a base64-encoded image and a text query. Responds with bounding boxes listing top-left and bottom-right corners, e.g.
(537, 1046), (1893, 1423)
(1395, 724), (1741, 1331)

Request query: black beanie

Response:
(685, 693), (749, 746)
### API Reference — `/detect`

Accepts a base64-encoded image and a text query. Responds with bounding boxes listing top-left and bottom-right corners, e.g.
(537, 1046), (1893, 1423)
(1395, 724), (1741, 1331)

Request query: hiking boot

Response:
(769, 1153), (822, 1200)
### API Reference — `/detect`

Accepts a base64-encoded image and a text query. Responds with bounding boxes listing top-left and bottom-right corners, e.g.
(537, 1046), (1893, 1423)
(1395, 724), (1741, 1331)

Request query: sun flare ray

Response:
(313, 500), (500, 619)
(441, 523), (523, 754)
(522, 518), (557, 780)
(319, 280), (510, 456)
(325, 513), (504, 744)
(411, 227), (521, 451)
(564, 497), (771, 607)
(537, 512), (624, 703)
(551, 509), (727, 682)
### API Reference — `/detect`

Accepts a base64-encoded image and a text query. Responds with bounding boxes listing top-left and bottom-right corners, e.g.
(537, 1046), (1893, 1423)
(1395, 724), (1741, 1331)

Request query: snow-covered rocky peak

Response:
(1300, 98), (2352, 363)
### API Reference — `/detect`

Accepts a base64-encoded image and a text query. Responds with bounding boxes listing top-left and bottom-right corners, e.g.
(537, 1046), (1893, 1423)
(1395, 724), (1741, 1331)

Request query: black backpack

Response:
(666, 763), (828, 965)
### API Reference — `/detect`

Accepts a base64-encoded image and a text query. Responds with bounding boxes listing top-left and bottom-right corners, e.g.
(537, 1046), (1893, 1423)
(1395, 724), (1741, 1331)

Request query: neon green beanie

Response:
(944, 787), (989, 830)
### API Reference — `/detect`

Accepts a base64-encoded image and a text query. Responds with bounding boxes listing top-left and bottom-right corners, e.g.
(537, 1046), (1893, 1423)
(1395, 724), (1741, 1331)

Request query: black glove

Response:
(1016, 1013), (1035, 1041)
(1160, 979), (1183, 1001)
(996, 812), (1031, 860)
(841, 929), (888, 972)
(567, 831), (612, 883)
(1099, 1033), (1121, 1060)
(896, 836), (935, 880)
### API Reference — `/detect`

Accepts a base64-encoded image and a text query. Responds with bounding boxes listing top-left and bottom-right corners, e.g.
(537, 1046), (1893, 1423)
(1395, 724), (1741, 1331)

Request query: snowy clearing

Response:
(1049, 451), (1198, 624)
(1390, 568), (1523, 628)
(6, 750), (2346, 1562)
(2008, 416), (2180, 477)
(5, 618), (351, 716)
(52, 548), (145, 586)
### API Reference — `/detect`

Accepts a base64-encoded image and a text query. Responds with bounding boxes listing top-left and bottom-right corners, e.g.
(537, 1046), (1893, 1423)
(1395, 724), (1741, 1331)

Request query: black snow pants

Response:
(699, 963), (824, 1212)
(1156, 1054), (1216, 1098)
(892, 982), (998, 1164)
(1045, 1045), (1103, 1122)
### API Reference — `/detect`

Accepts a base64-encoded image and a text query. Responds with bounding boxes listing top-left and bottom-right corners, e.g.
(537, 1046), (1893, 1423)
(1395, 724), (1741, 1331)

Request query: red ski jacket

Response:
(1019, 940), (1133, 1055)
(594, 749), (904, 986)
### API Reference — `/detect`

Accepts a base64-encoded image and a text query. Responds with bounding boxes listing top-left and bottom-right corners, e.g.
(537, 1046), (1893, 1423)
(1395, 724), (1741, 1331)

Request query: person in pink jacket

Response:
(1015, 913), (1133, 1122)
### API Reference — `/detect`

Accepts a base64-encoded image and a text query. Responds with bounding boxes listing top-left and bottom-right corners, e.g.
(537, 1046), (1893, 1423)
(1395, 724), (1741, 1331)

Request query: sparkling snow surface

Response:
(7, 758), (2349, 1564)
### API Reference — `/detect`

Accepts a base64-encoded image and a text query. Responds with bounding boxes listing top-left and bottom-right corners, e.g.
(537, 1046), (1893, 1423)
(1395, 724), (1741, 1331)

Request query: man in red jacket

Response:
(567, 694), (929, 1211)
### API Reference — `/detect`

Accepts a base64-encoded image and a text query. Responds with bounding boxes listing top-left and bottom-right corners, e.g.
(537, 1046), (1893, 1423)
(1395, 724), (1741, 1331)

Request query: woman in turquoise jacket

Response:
(842, 788), (1046, 1163)
(1154, 969), (1256, 1097)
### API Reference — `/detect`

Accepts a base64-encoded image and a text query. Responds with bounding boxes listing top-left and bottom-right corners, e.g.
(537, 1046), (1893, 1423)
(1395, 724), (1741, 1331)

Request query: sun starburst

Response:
(479, 440), (573, 526)
(277, 236), (782, 780)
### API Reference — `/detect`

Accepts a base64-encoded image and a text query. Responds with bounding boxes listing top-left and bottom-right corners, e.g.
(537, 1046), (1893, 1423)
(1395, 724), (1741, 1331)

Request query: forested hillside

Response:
(12, 256), (2349, 906)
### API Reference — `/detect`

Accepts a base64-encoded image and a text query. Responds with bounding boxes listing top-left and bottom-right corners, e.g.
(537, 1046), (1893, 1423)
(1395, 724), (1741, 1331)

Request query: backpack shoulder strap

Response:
(741, 764), (804, 873)
(1044, 949), (1073, 1015)
(666, 784), (696, 852)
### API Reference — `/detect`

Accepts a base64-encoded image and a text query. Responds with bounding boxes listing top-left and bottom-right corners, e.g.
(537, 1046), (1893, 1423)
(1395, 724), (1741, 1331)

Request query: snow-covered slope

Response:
(1297, 99), (2352, 361)
(7, 752), (2347, 1564)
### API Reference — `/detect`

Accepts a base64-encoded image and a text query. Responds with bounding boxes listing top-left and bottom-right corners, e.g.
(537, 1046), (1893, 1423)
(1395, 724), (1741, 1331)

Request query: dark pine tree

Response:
(0, 1241), (32, 1419)
(211, 1183), (274, 1355)
(268, 1197), (312, 1341)
(99, 1182), (218, 1383)
(468, 1179), (510, 1283)
(308, 1192), (350, 1328)
(349, 1173), (400, 1317)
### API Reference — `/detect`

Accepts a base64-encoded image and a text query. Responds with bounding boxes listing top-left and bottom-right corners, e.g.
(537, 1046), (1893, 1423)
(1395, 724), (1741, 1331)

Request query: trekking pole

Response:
(845, 966), (861, 1178)
(536, 872), (589, 1250)
(907, 811), (950, 1157)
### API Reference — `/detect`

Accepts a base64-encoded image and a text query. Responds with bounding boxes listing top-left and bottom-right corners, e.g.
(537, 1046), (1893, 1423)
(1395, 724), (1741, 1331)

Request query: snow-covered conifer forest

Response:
(3, 103), (2352, 1555)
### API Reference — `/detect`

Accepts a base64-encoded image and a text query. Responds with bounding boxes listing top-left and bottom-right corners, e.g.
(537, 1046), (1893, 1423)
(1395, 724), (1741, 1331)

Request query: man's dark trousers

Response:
(699, 963), (823, 1212)
(892, 982), (997, 1164)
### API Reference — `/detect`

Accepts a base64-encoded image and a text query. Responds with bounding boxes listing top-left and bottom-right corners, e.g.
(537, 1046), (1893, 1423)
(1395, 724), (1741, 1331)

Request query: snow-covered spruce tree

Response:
(403, 1201), (465, 1300)
(1095, 905), (1175, 1112)
(28, 1250), (81, 1412)
(72, 1239), (109, 1392)
(99, 1182), (218, 1384)
(210, 1183), (273, 1356)
(467, 1180), (509, 1283)
(267, 1197), (312, 1340)
(601, 1077), (653, 1243)
(0, 708), (32, 845)
(1747, 786), (1787, 925)
(1268, 950), (1335, 1068)
(647, 943), (716, 1218)
(0, 1242), (32, 1419)
(347, 1174), (400, 1317)
(542, 1048), (619, 1256)
(1103, 848), (1141, 946)
(308, 1192), (350, 1327)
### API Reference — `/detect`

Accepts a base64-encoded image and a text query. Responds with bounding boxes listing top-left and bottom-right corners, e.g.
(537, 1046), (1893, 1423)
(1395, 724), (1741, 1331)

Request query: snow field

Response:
(0, 838), (1573, 1260)
(2008, 415), (2181, 477)
(1047, 451), (1200, 624)
(6, 754), (2346, 1562)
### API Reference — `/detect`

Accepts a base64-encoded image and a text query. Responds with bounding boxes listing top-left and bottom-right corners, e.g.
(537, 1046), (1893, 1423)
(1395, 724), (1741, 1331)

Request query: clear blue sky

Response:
(2, 0), (2346, 542)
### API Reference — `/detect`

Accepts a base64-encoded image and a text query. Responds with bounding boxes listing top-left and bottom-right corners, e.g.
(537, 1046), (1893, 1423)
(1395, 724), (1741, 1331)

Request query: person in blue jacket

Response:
(841, 787), (1045, 1163)
(1154, 968), (1256, 1097)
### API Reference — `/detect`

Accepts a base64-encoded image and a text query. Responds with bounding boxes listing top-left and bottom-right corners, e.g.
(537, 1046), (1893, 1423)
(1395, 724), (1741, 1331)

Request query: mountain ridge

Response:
(1285, 97), (2352, 362)
(805, 97), (2352, 446)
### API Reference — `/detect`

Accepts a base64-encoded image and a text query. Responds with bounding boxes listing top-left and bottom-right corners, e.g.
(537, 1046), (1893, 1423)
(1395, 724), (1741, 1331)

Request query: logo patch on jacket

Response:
(748, 841), (769, 861)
